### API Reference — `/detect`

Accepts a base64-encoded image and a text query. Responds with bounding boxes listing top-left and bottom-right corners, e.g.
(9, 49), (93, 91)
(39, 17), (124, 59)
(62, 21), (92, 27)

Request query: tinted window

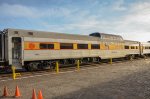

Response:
(145, 46), (149, 49)
(125, 46), (129, 49)
(131, 46), (135, 49)
(40, 44), (54, 49)
(91, 44), (100, 49)
(77, 44), (88, 49)
(60, 43), (73, 49)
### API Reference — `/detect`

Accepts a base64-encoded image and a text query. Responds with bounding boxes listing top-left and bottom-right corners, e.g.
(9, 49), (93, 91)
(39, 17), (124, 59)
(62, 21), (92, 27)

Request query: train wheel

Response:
(97, 57), (101, 63)
(82, 58), (88, 63)
(28, 62), (39, 71)
(129, 55), (133, 60)
(127, 55), (134, 61)
(143, 55), (147, 59)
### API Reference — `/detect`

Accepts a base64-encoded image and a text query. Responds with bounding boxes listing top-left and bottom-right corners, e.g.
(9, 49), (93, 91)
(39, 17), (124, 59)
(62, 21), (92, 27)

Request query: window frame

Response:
(77, 44), (88, 49)
(131, 46), (135, 49)
(91, 44), (100, 49)
(40, 43), (54, 49)
(60, 43), (73, 49)
(125, 45), (129, 49)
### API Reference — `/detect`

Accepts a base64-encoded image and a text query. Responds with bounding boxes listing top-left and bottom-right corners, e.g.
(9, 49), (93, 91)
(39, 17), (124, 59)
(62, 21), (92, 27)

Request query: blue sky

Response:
(0, 0), (150, 41)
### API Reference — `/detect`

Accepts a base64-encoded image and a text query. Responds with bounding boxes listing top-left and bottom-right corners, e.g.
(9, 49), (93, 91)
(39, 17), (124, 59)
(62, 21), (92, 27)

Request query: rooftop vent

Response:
(28, 32), (33, 35)
(14, 31), (19, 34)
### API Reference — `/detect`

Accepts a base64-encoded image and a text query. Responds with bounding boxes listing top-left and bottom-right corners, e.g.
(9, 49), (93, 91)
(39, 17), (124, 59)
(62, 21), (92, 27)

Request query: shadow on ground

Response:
(53, 69), (150, 99)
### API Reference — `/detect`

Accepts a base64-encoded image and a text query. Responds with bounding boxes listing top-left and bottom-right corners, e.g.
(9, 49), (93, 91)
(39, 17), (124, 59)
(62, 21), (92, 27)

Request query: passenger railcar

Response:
(124, 40), (140, 59)
(0, 28), (150, 71)
(141, 42), (150, 56)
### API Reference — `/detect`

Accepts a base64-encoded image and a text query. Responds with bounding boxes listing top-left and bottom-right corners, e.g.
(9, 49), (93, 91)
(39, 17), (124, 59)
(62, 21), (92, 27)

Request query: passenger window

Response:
(77, 44), (88, 49)
(91, 44), (100, 49)
(14, 31), (19, 34)
(60, 43), (73, 49)
(47, 44), (54, 49)
(40, 43), (54, 49)
(125, 46), (129, 49)
(131, 46), (134, 49)
(146, 47), (149, 49)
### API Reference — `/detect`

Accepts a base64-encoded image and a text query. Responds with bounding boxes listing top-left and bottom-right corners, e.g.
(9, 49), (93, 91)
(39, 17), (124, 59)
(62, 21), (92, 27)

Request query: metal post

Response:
(56, 61), (59, 73)
(11, 66), (21, 80)
(12, 66), (16, 80)
(110, 58), (112, 64)
(77, 60), (80, 71)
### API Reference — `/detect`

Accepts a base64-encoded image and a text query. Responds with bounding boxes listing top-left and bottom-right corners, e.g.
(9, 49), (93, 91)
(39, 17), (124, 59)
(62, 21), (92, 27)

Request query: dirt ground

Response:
(0, 58), (150, 99)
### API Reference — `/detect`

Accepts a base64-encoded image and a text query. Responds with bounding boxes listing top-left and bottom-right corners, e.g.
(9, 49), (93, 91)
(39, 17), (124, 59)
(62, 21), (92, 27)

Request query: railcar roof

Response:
(5, 28), (124, 42)
(141, 42), (150, 45)
(124, 40), (139, 43)
(6, 28), (100, 40)
(89, 32), (123, 41)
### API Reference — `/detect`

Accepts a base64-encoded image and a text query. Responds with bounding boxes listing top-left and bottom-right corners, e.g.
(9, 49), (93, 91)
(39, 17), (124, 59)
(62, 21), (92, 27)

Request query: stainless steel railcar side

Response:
(0, 28), (147, 70)
(141, 42), (150, 56)
(124, 40), (140, 58)
(0, 30), (8, 65)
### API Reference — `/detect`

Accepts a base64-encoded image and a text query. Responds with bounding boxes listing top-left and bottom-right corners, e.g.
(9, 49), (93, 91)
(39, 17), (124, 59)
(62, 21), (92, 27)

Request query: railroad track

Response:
(0, 57), (148, 80)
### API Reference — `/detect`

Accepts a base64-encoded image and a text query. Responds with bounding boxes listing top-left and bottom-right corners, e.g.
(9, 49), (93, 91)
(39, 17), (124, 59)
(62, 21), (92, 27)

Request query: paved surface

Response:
(0, 59), (150, 99)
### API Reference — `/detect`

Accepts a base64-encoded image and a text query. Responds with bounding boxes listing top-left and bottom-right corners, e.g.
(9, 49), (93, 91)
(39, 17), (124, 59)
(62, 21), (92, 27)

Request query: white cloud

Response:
(0, 3), (74, 18)
(112, 0), (127, 11)
(115, 2), (150, 35)
(53, 1), (150, 42)
(1, 1), (150, 42)
(0, 3), (38, 18)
